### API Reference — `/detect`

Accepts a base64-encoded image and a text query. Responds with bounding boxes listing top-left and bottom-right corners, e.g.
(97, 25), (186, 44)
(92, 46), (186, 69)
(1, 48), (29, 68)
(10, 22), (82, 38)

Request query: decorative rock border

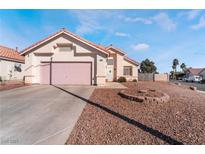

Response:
(118, 89), (170, 103)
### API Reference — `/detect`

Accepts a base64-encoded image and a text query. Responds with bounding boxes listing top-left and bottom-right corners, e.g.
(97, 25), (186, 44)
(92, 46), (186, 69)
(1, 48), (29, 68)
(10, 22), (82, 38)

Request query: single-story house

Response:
(20, 28), (139, 85)
(186, 68), (205, 79)
(0, 45), (24, 81)
(199, 68), (205, 80)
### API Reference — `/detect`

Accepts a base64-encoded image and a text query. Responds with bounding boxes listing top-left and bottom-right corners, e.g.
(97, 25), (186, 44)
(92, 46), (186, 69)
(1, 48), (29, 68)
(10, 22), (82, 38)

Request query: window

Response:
(123, 66), (132, 76)
(107, 59), (114, 65)
(59, 47), (72, 52)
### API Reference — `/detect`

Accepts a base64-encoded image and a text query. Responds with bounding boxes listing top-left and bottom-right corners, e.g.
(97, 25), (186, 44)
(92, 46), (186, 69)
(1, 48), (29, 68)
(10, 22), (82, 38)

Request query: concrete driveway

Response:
(0, 85), (95, 145)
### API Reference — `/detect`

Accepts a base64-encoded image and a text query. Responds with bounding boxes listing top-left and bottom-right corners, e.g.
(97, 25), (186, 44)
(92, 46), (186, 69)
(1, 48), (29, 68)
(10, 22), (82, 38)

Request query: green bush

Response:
(117, 77), (126, 82)
(132, 79), (137, 82)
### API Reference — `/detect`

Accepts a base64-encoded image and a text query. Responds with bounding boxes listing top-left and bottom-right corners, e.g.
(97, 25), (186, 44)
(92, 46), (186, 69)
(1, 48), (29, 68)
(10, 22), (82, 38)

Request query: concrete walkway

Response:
(97, 82), (127, 89)
(0, 85), (95, 145)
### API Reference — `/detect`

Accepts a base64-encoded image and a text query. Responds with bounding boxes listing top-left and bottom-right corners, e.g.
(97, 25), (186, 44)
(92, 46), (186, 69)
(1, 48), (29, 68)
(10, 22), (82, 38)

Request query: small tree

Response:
(140, 59), (157, 73)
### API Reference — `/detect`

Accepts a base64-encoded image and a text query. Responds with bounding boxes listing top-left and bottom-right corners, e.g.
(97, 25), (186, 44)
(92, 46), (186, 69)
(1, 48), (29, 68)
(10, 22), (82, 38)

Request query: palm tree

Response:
(180, 63), (187, 73)
(172, 59), (179, 79)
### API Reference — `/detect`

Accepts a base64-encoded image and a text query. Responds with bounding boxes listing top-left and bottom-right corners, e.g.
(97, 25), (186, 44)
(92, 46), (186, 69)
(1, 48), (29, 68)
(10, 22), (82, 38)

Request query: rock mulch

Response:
(0, 81), (29, 91)
(66, 81), (205, 145)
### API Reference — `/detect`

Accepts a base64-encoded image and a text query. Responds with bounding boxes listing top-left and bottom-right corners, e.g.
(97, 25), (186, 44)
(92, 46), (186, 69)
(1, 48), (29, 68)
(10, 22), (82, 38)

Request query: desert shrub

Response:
(132, 79), (137, 82)
(117, 77), (126, 82)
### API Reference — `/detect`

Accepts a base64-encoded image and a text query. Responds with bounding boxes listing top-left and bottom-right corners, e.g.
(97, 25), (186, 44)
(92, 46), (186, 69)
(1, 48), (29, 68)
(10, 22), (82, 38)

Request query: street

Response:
(171, 80), (205, 92)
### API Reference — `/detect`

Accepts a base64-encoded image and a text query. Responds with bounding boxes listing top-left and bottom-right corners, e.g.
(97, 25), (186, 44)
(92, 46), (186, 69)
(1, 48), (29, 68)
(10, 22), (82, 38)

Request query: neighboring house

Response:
(20, 28), (139, 85)
(0, 45), (24, 81)
(186, 68), (205, 79)
(199, 68), (205, 80)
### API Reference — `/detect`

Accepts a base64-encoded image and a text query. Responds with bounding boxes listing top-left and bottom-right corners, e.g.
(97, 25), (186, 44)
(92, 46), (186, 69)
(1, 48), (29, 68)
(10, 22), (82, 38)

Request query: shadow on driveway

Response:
(53, 85), (183, 145)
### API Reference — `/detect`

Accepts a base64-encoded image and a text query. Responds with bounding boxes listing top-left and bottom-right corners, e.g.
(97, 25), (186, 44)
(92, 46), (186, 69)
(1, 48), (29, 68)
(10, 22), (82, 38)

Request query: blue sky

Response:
(0, 9), (205, 73)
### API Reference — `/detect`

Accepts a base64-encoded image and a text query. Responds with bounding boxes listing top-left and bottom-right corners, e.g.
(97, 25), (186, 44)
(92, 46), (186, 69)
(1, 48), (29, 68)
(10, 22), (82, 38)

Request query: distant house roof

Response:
(0, 45), (24, 63)
(21, 28), (109, 56)
(188, 68), (204, 75)
(199, 68), (205, 74)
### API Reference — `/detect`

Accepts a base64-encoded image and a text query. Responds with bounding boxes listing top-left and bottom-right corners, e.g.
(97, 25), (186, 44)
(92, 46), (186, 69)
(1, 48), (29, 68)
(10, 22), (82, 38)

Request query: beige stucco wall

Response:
(116, 54), (138, 81)
(154, 73), (169, 82)
(23, 34), (107, 85)
(0, 59), (24, 81)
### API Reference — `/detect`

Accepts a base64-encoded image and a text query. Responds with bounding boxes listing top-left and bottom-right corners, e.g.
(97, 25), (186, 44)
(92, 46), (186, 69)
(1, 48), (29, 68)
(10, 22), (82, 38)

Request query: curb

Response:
(197, 90), (205, 94)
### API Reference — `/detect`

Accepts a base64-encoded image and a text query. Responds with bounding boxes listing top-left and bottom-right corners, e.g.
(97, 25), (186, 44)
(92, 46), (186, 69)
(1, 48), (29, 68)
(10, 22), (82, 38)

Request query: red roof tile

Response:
(0, 45), (24, 63)
(124, 56), (140, 66)
(106, 45), (126, 55)
(188, 68), (204, 75)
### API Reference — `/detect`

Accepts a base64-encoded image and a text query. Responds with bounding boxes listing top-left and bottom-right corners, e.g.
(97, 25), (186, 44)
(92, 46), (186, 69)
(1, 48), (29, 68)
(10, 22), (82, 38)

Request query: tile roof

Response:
(21, 28), (109, 55)
(188, 68), (205, 75)
(124, 56), (140, 66)
(106, 45), (139, 66)
(0, 45), (24, 63)
(106, 45), (126, 55)
(19, 28), (139, 66)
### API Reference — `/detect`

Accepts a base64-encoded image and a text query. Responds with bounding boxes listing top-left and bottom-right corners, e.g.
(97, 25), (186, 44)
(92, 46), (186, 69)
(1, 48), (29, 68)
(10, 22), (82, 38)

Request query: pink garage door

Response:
(40, 62), (91, 85)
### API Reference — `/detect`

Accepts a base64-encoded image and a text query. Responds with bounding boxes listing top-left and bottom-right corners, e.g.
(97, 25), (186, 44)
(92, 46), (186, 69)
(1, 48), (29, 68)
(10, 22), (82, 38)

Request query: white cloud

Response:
(132, 43), (150, 51)
(152, 12), (176, 32)
(69, 10), (120, 35)
(121, 13), (175, 31)
(124, 17), (152, 24)
(70, 10), (104, 35)
(191, 16), (205, 30)
(179, 10), (202, 20)
(115, 32), (130, 37)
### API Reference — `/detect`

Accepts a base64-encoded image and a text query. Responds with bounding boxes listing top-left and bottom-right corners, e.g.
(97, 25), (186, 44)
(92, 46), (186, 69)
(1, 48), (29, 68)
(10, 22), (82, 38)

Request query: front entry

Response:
(106, 66), (114, 81)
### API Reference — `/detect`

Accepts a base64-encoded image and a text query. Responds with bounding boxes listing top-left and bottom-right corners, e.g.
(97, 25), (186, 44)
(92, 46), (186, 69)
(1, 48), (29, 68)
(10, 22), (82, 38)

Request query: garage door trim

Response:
(41, 61), (92, 85)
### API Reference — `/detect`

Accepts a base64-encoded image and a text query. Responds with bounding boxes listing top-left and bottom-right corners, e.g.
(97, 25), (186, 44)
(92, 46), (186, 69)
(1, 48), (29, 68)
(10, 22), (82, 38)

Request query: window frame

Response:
(107, 58), (114, 65)
(123, 66), (133, 76)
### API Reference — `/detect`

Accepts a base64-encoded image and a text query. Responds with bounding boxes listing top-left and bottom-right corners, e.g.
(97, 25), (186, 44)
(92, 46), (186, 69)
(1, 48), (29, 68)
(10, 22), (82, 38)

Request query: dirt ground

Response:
(66, 81), (205, 145)
(0, 80), (28, 91)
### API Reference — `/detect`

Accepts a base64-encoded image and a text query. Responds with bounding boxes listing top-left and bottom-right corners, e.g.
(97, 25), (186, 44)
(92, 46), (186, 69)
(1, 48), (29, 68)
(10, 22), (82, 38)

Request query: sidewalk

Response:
(97, 82), (127, 89)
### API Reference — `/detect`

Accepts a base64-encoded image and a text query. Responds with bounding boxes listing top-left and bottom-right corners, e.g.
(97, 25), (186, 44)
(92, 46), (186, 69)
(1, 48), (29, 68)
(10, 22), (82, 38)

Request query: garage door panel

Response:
(40, 63), (50, 84)
(40, 62), (91, 85)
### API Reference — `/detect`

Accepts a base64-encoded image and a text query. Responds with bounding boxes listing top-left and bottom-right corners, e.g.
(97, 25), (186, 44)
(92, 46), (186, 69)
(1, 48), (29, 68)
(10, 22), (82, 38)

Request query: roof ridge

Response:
(124, 56), (140, 65)
(106, 45), (126, 55)
(21, 29), (63, 53)
(21, 28), (108, 55)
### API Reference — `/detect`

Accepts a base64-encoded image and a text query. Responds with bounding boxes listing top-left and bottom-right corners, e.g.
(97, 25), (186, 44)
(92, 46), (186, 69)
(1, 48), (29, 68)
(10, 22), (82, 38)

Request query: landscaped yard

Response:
(66, 81), (205, 145)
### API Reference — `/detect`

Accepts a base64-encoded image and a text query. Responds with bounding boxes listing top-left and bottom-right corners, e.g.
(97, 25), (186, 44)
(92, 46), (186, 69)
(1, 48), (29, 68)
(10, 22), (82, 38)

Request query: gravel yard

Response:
(0, 81), (29, 91)
(66, 81), (205, 145)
